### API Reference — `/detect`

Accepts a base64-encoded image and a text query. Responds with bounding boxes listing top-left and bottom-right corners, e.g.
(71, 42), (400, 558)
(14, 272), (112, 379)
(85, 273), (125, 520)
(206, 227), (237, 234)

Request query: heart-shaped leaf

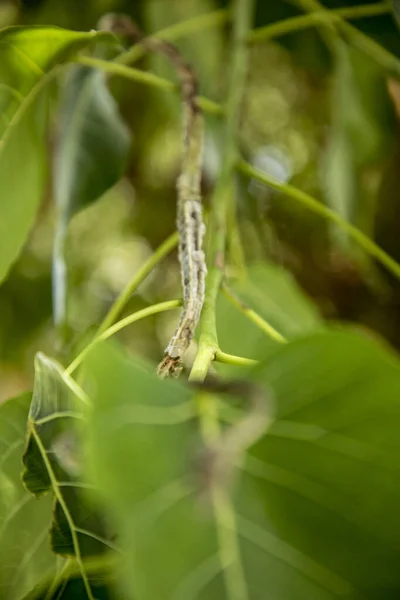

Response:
(84, 341), (368, 600)
(84, 344), (204, 600)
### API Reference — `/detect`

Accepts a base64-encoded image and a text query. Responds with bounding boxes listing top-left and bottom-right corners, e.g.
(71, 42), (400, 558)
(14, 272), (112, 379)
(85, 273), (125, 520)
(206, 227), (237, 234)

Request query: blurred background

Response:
(1, 0), (400, 400)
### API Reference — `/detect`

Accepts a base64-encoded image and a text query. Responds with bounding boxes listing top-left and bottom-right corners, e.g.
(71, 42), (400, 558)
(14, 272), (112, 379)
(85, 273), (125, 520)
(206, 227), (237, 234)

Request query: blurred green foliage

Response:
(1, 0), (400, 397)
(0, 0), (397, 397)
(3, 0), (400, 597)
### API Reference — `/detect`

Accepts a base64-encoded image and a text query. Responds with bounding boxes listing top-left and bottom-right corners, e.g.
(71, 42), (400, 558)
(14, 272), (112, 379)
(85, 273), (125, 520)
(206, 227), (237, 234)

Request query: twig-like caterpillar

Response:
(101, 15), (206, 378)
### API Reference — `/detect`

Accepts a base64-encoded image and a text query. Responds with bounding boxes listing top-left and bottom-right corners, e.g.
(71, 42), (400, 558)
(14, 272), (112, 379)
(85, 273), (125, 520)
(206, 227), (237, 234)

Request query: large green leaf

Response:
(84, 344), (208, 600)
(0, 393), (55, 600)
(0, 26), (110, 286)
(52, 64), (130, 327)
(21, 352), (115, 597)
(84, 341), (368, 600)
(248, 329), (400, 599)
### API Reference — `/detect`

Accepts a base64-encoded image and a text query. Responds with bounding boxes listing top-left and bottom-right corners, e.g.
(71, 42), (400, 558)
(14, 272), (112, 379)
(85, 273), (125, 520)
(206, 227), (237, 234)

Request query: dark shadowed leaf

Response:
(0, 26), (111, 286)
(20, 553), (118, 600)
(22, 352), (114, 570)
(22, 576), (114, 600)
(54, 65), (130, 219)
(0, 393), (55, 600)
(43, 577), (113, 600)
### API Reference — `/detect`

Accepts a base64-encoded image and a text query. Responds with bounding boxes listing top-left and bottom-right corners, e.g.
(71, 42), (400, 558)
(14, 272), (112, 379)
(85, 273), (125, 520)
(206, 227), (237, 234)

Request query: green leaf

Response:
(22, 353), (114, 571)
(84, 342), (363, 600)
(0, 26), (110, 287)
(217, 262), (321, 362)
(52, 64), (130, 327)
(54, 65), (130, 219)
(249, 329), (400, 599)
(84, 344), (204, 600)
(0, 393), (55, 600)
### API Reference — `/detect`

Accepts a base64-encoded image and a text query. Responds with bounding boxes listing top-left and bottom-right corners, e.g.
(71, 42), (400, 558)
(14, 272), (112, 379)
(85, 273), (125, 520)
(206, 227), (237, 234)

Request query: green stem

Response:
(52, 215), (69, 337)
(248, 2), (390, 43)
(188, 182), (230, 382)
(215, 349), (258, 367)
(75, 56), (223, 116)
(97, 232), (178, 335)
(66, 299), (181, 376)
(190, 0), (254, 383)
(222, 284), (287, 343)
(237, 160), (400, 281)
(189, 341), (216, 381)
(227, 189), (247, 277)
(116, 10), (231, 66)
